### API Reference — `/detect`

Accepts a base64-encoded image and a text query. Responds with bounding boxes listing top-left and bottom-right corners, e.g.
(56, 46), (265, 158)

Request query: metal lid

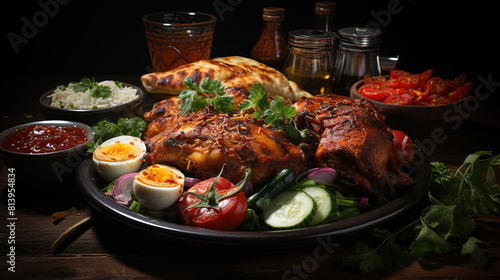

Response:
(288, 29), (336, 51)
(338, 27), (382, 48)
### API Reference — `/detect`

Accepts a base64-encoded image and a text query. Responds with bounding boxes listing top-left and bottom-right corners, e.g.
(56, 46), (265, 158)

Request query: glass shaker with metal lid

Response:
(332, 27), (382, 96)
(283, 29), (336, 95)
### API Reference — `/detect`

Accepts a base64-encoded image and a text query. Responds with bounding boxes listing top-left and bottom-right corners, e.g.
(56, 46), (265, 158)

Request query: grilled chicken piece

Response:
(146, 107), (311, 188)
(294, 94), (413, 199)
(143, 87), (253, 140)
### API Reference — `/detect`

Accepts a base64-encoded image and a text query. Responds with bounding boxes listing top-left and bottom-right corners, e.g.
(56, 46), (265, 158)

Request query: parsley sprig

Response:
(67, 77), (120, 99)
(238, 83), (308, 143)
(86, 117), (147, 153)
(179, 77), (235, 116)
(178, 77), (308, 143)
(343, 151), (500, 274)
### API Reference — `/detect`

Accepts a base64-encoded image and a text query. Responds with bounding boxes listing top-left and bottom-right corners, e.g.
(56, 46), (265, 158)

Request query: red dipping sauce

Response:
(1, 124), (88, 154)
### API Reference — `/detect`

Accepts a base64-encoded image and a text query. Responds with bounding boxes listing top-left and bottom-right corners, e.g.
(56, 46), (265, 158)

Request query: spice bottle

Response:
(312, 1), (337, 32)
(251, 7), (288, 71)
(332, 27), (382, 96)
(282, 29), (336, 95)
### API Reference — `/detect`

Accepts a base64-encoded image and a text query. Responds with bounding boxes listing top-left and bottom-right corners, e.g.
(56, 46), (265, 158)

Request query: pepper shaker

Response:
(332, 27), (382, 96)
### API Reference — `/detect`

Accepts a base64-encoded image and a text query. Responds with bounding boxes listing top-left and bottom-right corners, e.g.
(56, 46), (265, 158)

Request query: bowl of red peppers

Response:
(350, 69), (473, 121)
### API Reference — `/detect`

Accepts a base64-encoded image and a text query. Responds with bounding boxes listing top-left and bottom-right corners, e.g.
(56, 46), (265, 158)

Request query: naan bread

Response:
(141, 56), (312, 101)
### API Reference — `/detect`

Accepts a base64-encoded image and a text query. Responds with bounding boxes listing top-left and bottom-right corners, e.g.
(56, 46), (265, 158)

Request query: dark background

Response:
(2, 0), (499, 102)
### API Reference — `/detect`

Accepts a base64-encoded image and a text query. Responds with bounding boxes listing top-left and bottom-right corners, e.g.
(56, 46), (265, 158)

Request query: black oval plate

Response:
(77, 156), (430, 248)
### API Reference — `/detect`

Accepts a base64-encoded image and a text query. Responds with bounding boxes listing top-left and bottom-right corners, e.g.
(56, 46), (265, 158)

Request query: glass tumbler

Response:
(142, 11), (217, 72)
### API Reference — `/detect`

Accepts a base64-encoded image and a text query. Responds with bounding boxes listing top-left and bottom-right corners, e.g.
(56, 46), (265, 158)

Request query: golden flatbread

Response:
(141, 56), (312, 101)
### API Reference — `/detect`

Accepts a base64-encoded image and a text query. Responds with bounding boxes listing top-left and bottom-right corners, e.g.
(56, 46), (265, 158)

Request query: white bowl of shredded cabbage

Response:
(40, 78), (145, 125)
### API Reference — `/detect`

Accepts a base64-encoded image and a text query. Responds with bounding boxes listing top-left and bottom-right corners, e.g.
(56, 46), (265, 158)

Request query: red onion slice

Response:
(244, 181), (253, 196)
(296, 167), (319, 182)
(359, 197), (369, 210)
(184, 177), (202, 189)
(306, 168), (338, 185)
(112, 173), (138, 205)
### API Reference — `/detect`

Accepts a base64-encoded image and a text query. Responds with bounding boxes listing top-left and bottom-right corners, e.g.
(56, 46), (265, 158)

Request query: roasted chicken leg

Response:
(294, 94), (414, 199)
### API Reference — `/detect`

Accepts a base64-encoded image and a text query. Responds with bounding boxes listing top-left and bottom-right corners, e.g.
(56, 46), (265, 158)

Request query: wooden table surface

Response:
(1, 75), (500, 280)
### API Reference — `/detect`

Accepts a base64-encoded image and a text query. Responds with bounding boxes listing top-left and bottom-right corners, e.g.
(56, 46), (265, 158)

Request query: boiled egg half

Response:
(133, 164), (184, 210)
(92, 135), (146, 182)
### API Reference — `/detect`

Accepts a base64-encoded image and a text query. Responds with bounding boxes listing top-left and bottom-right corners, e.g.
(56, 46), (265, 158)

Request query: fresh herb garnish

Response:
(239, 82), (308, 144)
(86, 117), (147, 153)
(90, 84), (112, 98)
(179, 77), (235, 116)
(342, 151), (500, 273)
(72, 77), (98, 93)
(238, 82), (270, 118)
(179, 77), (308, 143)
(70, 77), (112, 98)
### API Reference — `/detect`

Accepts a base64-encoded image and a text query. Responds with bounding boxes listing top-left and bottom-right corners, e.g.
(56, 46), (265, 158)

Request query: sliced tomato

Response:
(390, 70), (409, 79)
(448, 80), (473, 101)
(359, 84), (392, 101)
(385, 78), (400, 88)
(412, 83), (431, 103)
(383, 92), (412, 105)
(418, 92), (440, 104)
(432, 95), (455, 105)
(393, 88), (407, 95)
(364, 74), (387, 85)
(386, 75), (419, 89)
(405, 88), (416, 101)
(391, 130), (415, 166)
(446, 73), (467, 88)
(178, 175), (249, 231)
(428, 77), (448, 95)
(416, 69), (433, 83)
(397, 74), (419, 88)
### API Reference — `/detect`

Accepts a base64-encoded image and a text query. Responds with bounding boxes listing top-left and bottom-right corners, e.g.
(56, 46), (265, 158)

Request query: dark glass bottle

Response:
(251, 7), (288, 71)
(312, 1), (337, 32)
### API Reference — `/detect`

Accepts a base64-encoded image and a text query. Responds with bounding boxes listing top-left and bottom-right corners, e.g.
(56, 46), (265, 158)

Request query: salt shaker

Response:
(282, 29), (336, 95)
(332, 27), (382, 96)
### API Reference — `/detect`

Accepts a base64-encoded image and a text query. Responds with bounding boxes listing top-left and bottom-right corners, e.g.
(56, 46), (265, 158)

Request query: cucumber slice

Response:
(247, 169), (297, 213)
(300, 186), (338, 226)
(263, 191), (317, 229)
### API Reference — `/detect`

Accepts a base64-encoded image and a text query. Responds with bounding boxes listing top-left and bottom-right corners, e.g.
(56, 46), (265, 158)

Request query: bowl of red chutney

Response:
(0, 120), (94, 186)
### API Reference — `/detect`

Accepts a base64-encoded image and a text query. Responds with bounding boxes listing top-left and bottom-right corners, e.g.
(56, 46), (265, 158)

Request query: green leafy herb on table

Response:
(86, 117), (147, 153)
(342, 151), (500, 274)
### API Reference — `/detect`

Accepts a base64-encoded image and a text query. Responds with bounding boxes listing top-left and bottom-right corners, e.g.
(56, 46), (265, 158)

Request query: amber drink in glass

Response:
(142, 12), (217, 72)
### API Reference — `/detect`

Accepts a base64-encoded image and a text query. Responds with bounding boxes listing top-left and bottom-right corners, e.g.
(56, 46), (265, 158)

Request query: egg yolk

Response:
(93, 143), (142, 162)
(135, 166), (183, 188)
